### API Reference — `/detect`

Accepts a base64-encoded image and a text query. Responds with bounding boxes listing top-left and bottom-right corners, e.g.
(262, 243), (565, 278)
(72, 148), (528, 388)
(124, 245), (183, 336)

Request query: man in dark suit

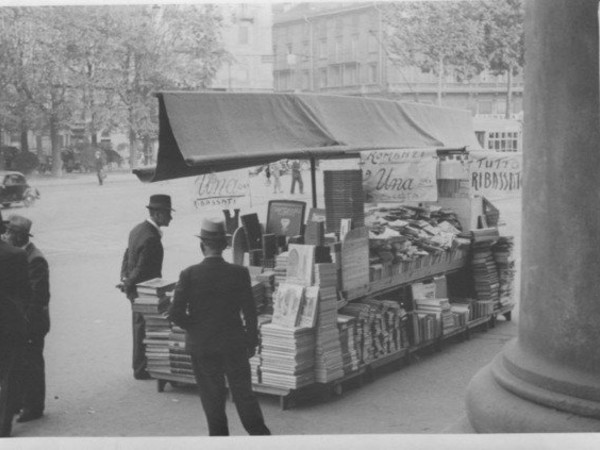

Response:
(120, 194), (173, 380)
(0, 211), (30, 437)
(3, 215), (50, 424)
(169, 218), (270, 436)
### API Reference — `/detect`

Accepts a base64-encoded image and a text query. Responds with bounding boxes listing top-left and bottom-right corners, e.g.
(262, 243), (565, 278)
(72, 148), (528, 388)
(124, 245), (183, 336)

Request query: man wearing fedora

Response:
(120, 194), (173, 380)
(169, 217), (270, 436)
(3, 215), (50, 424)
(0, 211), (30, 437)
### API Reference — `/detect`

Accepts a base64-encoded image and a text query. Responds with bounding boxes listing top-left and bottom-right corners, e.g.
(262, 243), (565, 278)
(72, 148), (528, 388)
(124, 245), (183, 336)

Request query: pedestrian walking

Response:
(95, 150), (105, 186)
(169, 218), (271, 436)
(0, 211), (30, 437)
(264, 164), (271, 186)
(289, 159), (303, 194)
(120, 194), (173, 380)
(3, 215), (50, 424)
(270, 162), (283, 194)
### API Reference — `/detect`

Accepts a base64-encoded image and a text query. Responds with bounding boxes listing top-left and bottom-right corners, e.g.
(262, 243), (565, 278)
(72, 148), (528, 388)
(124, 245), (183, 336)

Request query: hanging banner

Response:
(192, 169), (250, 209)
(468, 151), (523, 198)
(360, 148), (438, 203)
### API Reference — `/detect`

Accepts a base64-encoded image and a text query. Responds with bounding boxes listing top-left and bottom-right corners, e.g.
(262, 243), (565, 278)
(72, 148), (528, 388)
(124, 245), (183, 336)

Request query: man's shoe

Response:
(134, 372), (152, 380)
(16, 410), (43, 423)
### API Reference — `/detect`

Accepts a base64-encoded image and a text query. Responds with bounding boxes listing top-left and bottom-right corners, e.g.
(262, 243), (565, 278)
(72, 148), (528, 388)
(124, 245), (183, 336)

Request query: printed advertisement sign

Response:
(192, 169), (250, 209)
(468, 151), (523, 198)
(360, 149), (438, 203)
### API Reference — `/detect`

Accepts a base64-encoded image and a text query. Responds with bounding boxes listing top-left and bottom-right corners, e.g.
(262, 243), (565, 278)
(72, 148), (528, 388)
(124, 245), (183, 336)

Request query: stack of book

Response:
(449, 302), (470, 328)
(251, 280), (266, 314)
(259, 323), (316, 389)
(135, 279), (176, 378)
(339, 302), (377, 364)
(337, 314), (360, 375)
(409, 310), (439, 345)
(249, 314), (272, 385)
(414, 298), (455, 335)
(323, 170), (365, 234)
(144, 315), (171, 375)
(273, 252), (289, 288)
(450, 298), (494, 322)
(471, 241), (501, 306)
(492, 236), (516, 309)
(168, 326), (195, 380)
(313, 285), (344, 382)
(134, 278), (176, 315)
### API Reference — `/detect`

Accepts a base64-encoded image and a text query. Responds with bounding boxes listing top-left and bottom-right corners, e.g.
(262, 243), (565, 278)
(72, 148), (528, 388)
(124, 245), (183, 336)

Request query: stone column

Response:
(464, 0), (600, 432)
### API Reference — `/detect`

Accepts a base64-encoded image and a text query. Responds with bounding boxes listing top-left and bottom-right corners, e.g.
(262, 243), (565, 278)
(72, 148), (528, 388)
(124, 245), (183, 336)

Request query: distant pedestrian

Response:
(0, 210), (30, 437)
(290, 160), (303, 194)
(3, 215), (50, 424)
(95, 150), (105, 186)
(120, 194), (173, 380)
(169, 218), (271, 436)
(264, 165), (271, 186)
(271, 162), (283, 194)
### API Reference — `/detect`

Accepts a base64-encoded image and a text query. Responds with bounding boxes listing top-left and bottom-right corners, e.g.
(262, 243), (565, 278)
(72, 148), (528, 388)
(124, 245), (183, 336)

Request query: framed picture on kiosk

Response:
(266, 200), (306, 237)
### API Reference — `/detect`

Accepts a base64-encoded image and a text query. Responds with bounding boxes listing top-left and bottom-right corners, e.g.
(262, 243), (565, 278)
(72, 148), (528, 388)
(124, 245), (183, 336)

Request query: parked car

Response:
(0, 171), (40, 208)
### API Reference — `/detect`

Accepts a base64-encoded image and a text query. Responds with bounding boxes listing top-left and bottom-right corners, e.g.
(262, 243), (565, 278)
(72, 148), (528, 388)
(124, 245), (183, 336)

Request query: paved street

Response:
(5, 169), (521, 440)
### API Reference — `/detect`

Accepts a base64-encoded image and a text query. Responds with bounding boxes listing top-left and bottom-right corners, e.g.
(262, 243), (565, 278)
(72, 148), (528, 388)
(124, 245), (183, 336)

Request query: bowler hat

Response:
(5, 215), (33, 237)
(197, 217), (226, 241)
(146, 194), (174, 211)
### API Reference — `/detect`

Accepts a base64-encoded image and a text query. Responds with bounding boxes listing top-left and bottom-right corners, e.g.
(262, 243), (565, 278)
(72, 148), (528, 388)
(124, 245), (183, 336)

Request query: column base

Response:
(466, 350), (600, 432)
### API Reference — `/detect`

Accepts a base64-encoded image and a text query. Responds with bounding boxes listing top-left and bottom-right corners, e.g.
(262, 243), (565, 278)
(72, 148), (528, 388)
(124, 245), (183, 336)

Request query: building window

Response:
(330, 66), (341, 87)
(319, 68), (328, 89)
(319, 39), (327, 59)
(344, 65), (357, 86)
(351, 34), (358, 60)
(368, 63), (378, 84)
(238, 25), (249, 45)
(335, 36), (343, 62)
(368, 33), (378, 53)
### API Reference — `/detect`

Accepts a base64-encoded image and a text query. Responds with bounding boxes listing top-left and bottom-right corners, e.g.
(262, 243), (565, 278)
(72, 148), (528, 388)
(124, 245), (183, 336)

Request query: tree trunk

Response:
(505, 68), (513, 119)
(20, 123), (29, 152)
(437, 57), (444, 106)
(129, 126), (137, 169)
(50, 115), (62, 177)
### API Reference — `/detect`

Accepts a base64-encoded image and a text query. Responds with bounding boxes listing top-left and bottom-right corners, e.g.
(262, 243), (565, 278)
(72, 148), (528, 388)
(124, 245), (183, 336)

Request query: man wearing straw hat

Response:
(120, 194), (173, 380)
(3, 215), (50, 424)
(169, 217), (270, 436)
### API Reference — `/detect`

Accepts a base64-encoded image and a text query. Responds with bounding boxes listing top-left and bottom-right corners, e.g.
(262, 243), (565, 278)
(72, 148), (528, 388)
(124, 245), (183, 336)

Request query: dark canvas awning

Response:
(134, 92), (482, 182)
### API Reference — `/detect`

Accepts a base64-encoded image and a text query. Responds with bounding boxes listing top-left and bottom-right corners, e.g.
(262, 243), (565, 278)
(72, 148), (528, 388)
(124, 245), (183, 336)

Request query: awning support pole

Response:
(310, 157), (317, 208)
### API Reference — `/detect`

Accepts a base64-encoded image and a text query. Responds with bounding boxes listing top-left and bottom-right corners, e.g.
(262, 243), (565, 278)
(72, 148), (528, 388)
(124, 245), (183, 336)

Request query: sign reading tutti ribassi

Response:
(193, 169), (250, 209)
(360, 149), (438, 203)
(469, 151), (522, 198)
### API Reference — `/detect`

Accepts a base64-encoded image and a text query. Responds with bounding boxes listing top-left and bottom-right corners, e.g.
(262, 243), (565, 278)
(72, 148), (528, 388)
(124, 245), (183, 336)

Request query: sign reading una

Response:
(360, 149), (438, 203)
(469, 151), (522, 198)
(192, 169), (250, 209)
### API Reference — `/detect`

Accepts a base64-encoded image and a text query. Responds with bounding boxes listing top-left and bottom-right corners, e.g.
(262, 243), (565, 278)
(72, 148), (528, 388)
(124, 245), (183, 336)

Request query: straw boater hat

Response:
(4, 214), (33, 237)
(197, 217), (226, 242)
(146, 194), (174, 211)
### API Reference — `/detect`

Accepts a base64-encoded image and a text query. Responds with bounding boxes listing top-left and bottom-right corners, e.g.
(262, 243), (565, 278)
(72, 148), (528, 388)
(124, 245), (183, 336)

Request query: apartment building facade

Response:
(272, 2), (523, 118)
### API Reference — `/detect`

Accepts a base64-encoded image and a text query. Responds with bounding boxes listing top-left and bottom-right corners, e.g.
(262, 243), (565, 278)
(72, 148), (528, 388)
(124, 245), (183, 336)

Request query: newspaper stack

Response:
(414, 298), (455, 335)
(273, 252), (289, 288)
(471, 240), (501, 308)
(144, 313), (171, 376)
(249, 314), (272, 385)
(259, 323), (315, 389)
(492, 236), (516, 308)
(337, 314), (360, 374)
(313, 285), (344, 383)
(168, 326), (195, 380)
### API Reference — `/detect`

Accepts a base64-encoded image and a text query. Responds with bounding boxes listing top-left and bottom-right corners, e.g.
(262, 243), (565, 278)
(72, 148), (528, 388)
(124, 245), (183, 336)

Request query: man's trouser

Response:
(191, 349), (270, 436)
